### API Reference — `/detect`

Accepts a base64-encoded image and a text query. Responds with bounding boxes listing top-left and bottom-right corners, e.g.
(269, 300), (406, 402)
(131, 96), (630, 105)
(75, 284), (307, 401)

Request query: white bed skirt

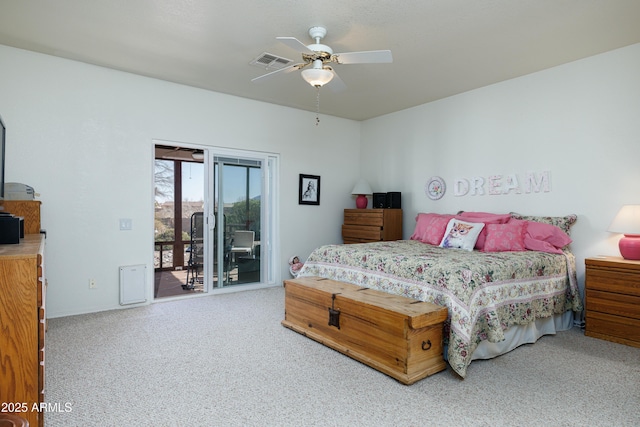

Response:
(444, 311), (575, 362)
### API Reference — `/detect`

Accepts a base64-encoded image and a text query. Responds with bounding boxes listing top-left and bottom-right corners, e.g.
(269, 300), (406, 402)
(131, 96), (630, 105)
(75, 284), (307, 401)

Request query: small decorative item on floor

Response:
(289, 255), (304, 277)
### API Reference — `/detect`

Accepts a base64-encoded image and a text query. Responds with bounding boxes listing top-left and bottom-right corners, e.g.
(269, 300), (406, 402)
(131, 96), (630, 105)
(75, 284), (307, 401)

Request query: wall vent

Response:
(120, 264), (147, 305)
(250, 52), (293, 70)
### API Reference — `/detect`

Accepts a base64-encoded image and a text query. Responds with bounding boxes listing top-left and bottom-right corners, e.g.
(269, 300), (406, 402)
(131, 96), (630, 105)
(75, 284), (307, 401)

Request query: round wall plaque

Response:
(426, 176), (446, 200)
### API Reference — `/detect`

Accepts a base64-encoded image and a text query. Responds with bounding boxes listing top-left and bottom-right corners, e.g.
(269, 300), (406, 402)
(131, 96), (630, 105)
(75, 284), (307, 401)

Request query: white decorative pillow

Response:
(439, 219), (485, 251)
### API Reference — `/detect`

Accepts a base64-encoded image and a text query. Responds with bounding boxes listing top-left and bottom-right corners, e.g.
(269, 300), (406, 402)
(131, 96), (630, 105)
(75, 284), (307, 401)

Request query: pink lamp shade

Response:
(608, 205), (640, 260)
(351, 179), (373, 209)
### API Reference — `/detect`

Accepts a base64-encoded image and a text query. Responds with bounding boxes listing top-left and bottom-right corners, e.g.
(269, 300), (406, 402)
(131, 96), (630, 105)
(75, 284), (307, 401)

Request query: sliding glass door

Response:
(212, 157), (263, 287)
(154, 142), (279, 299)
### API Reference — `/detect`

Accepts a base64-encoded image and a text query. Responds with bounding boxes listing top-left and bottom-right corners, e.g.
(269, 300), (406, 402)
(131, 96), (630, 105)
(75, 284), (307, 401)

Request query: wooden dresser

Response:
(342, 208), (403, 244)
(584, 256), (640, 348)
(0, 200), (45, 427)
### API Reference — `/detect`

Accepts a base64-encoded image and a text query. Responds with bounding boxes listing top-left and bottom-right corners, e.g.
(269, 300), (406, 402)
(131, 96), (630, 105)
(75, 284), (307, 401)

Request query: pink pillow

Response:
(411, 213), (454, 245)
(525, 220), (572, 248)
(483, 222), (526, 252)
(455, 212), (512, 250)
(508, 218), (572, 254)
(523, 237), (564, 254)
(456, 212), (512, 222)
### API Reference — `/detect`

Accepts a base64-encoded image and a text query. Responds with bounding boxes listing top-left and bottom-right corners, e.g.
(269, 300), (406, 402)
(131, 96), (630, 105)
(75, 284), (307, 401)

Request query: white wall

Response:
(0, 45), (362, 317)
(361, 43), (640, 294)
(3, 42), (638, 317)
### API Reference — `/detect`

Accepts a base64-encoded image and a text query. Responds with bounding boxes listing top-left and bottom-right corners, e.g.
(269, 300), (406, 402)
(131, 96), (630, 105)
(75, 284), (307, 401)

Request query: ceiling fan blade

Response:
(333, 50), (393, 64)
(251, 63), (306, 83)
(276, 37), (315, 54)
(325, 67), (347, 92)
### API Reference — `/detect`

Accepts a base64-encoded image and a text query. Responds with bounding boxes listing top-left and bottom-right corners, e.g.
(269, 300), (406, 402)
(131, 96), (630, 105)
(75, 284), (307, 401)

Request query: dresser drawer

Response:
(39, 348), (45, 394)
(344, 211), (384, 226)
(342, 224), (383, 241)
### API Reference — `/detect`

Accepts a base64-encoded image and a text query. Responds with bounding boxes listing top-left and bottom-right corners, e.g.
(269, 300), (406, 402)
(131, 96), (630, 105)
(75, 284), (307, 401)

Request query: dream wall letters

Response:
(453, 171), (550, 197)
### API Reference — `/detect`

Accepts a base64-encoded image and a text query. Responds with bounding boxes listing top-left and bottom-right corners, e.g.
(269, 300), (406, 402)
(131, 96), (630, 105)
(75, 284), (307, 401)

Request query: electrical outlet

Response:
(89, 279), (97, 289)
(119, 218), (133, 230)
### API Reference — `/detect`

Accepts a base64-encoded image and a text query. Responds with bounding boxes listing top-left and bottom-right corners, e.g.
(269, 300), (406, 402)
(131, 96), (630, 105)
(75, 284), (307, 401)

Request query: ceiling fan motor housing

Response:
(302, 49), (332, 63)
(308, 26), (327, 41)
(306, 26), (333, 61)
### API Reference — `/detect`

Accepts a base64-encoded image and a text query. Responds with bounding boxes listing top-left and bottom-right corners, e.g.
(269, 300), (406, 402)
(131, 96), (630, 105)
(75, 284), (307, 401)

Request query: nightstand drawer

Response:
(586, 289), (640, 320)
(586, 311), (640, 344)
(586, 269), (640, 297)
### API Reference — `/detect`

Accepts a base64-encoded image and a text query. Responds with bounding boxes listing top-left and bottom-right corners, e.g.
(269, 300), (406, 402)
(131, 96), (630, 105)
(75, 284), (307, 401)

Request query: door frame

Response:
(153, 139), (281, 300)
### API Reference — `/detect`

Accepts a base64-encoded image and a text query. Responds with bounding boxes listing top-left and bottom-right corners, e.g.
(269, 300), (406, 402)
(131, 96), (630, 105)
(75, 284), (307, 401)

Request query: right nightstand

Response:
(584, 256), (640, 348)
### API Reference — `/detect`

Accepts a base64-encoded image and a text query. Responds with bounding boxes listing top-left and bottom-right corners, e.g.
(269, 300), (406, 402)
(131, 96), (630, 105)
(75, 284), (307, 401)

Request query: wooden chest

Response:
(282, 276), (448, 384)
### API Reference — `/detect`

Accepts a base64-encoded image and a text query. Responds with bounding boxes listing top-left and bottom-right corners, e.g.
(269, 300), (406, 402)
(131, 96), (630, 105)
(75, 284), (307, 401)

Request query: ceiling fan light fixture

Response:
(301, 67), (334, 87)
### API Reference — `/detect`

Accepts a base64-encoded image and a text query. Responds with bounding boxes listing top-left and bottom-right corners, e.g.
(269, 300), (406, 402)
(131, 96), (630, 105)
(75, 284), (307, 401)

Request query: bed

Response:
(296, 212), (583, 378)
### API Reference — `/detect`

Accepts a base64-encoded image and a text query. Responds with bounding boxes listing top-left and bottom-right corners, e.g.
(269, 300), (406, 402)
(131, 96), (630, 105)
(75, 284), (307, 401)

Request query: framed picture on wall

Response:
(299, 174), (320, 205)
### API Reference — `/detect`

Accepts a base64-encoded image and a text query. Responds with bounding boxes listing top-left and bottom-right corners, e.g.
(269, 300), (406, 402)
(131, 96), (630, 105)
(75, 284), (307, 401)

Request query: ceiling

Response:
(155, 145), (203, 162)
(1, 1), (640, 121)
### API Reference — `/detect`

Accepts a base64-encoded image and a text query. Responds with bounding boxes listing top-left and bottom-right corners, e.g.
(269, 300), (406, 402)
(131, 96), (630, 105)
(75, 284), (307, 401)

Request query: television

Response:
(0, 114), (4, 201)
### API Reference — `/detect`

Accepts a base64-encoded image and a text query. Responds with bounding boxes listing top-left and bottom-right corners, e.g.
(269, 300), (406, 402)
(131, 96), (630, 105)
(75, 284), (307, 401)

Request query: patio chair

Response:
(231, 230), (255, 258)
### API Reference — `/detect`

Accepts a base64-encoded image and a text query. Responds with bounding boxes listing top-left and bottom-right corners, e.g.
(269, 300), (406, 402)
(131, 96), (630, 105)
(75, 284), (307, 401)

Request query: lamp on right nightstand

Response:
(608, 205), (640, 260)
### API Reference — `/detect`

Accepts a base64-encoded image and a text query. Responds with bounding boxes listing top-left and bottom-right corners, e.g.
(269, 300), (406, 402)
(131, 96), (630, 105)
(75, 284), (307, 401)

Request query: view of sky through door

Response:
(178, 164), (261, 205)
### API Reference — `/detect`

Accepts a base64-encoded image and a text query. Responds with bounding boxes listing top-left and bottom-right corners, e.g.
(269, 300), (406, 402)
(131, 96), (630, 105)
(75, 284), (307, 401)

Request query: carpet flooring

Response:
(44, 286), (640, 426)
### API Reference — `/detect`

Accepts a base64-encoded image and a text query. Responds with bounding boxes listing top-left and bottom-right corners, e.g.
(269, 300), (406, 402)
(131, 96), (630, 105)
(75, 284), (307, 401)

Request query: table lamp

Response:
(608, 205), (640, 260)
(351, 179), (372, 209)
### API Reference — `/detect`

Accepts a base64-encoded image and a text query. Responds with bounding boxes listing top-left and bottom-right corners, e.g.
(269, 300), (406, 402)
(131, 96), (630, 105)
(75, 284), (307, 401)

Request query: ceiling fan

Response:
(251, 26), (393, 91)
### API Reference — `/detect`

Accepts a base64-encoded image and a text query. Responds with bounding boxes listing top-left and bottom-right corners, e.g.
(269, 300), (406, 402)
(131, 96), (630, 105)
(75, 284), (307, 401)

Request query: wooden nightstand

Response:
(584, 256), (640, 348)
(342, 209), (402, 244)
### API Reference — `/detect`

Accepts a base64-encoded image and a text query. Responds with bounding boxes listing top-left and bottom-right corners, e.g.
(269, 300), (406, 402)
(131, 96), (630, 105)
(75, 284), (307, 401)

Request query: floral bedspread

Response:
(296, 240), (582, 378)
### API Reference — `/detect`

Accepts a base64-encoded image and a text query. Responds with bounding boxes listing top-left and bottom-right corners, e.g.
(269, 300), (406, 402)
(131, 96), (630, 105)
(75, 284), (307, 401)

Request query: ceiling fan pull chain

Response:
(315, 86), (321, 126)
